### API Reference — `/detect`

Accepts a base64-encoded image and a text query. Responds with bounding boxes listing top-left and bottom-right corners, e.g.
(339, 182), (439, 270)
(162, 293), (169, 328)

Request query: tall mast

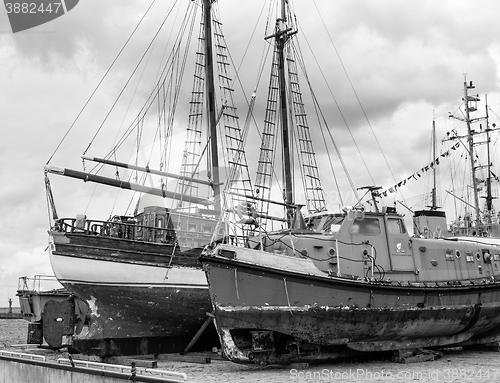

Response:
(276, 0), (293, 224)
(449, 78), (481, 225)
(463, 79), (481, 225)
(485, 95), (493, 212)
(203, 0), (221, 212)
(481, 94), (498, 224)
(448, 79), (500, 231)
(430, 119), (438, 210)
(256, 0), (324, 226)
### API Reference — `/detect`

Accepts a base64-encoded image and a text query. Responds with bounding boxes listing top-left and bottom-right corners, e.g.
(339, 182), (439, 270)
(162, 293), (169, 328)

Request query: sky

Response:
(1, 0), (500, 307)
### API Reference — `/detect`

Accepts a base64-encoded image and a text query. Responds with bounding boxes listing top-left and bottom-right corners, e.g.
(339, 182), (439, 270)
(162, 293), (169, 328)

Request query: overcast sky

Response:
(1, 0), (500, 307)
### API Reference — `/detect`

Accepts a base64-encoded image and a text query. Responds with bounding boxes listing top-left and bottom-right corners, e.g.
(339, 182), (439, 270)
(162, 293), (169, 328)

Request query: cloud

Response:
(2, 0), (143, 65)
(1, 0), (500, 307)
(0, 245), (58, 305)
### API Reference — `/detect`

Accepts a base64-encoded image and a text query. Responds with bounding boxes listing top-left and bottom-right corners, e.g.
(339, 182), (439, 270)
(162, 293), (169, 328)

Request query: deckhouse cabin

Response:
(252, 207), (500, 284)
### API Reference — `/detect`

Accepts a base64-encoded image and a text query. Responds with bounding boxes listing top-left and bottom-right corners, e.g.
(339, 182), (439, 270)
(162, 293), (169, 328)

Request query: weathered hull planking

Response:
(49, 230), (218, 356)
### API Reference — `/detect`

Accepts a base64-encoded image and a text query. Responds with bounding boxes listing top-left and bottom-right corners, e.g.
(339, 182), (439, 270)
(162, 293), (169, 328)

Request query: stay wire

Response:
(312, 0), (405, 204)
(289, 39), (357, 202)
(294, 20), (374, 190)
(97, 0), (195, 168)
(46, 0), (158, 165)
(82, 0), (181, 158)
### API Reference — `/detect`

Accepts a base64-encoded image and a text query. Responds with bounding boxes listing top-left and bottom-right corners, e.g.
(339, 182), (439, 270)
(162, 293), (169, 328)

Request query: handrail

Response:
(0, 350), (46, 361)
(52, 217), (216, 246)
(17, 275), (61, 293)
(57, 358), (187, 381)
(53, 217), (178, 244)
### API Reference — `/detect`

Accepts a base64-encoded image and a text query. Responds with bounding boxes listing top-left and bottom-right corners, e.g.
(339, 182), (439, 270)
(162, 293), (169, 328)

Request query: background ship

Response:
(44, 0), (253, 356)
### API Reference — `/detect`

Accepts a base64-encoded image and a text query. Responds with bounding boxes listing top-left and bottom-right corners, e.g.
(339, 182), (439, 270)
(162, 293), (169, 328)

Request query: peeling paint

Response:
(86, 296), (99, 318)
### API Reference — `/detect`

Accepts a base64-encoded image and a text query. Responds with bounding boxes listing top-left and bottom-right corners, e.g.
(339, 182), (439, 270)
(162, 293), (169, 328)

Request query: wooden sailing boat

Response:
(44, 0), (253, 356)
(200, 1), (500, 365)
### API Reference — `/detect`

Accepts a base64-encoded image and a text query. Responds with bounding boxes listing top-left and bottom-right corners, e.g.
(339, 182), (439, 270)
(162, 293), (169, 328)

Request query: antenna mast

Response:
(449, 77), (481, 226)
(430, 119), (439, 210)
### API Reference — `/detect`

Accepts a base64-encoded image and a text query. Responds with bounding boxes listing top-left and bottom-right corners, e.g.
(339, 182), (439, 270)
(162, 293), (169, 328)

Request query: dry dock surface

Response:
(2, 319), (500, 382)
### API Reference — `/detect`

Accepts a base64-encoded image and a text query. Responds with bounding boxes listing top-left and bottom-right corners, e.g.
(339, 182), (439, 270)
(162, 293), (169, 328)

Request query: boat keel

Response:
(70, 329), (219, 357)
(219, 327), (479, 365)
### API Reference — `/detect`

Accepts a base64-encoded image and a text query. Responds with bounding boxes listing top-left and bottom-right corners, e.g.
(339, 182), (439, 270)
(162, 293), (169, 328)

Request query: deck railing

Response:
(53, 217), (216, 247)
(17, 275), (60, 293)
(54, 217), (178, 244)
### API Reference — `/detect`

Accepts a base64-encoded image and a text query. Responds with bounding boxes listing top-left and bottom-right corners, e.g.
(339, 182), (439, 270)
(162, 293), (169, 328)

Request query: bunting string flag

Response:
(380, 142), (460, 197)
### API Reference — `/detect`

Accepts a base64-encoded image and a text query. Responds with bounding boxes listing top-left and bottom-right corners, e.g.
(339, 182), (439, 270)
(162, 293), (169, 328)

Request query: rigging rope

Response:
(311, 0), (409, 208)
(98, 1), (196, 166)
(290, 39), (357, 203)
(297, 14), (373, 190)
(46, 0), (158, 165)
(82, 0), (182, 157)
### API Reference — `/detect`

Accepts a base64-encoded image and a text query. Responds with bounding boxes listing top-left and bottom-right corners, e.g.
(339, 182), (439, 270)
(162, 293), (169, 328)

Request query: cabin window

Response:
(387, 218), (406, 234)
(157, 218), (163, 228)
(310, 215), (344, 232)
(325, 215), (344, 233)
(188, 223), (197, 232)
(350, 218), (381, 235)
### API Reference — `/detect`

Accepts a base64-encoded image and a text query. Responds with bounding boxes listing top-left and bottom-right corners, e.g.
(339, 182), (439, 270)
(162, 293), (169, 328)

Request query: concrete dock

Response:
(0, 350), (190, 383)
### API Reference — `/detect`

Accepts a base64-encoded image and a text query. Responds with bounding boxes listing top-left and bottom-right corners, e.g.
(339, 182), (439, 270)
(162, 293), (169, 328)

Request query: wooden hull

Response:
(49, 231), (218, 356)
(201, 244), (500, 364)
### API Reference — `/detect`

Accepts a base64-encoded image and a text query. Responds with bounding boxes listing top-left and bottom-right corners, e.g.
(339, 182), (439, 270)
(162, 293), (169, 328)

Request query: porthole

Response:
(328, 248), (337, 265)
(455, 250), (461, 259)
(476, 252), (481, 261)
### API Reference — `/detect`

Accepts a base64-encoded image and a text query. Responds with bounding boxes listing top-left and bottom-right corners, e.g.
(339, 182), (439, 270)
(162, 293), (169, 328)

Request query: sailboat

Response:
(44, 0), (253, 356)
(200, 0), (500, 365)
